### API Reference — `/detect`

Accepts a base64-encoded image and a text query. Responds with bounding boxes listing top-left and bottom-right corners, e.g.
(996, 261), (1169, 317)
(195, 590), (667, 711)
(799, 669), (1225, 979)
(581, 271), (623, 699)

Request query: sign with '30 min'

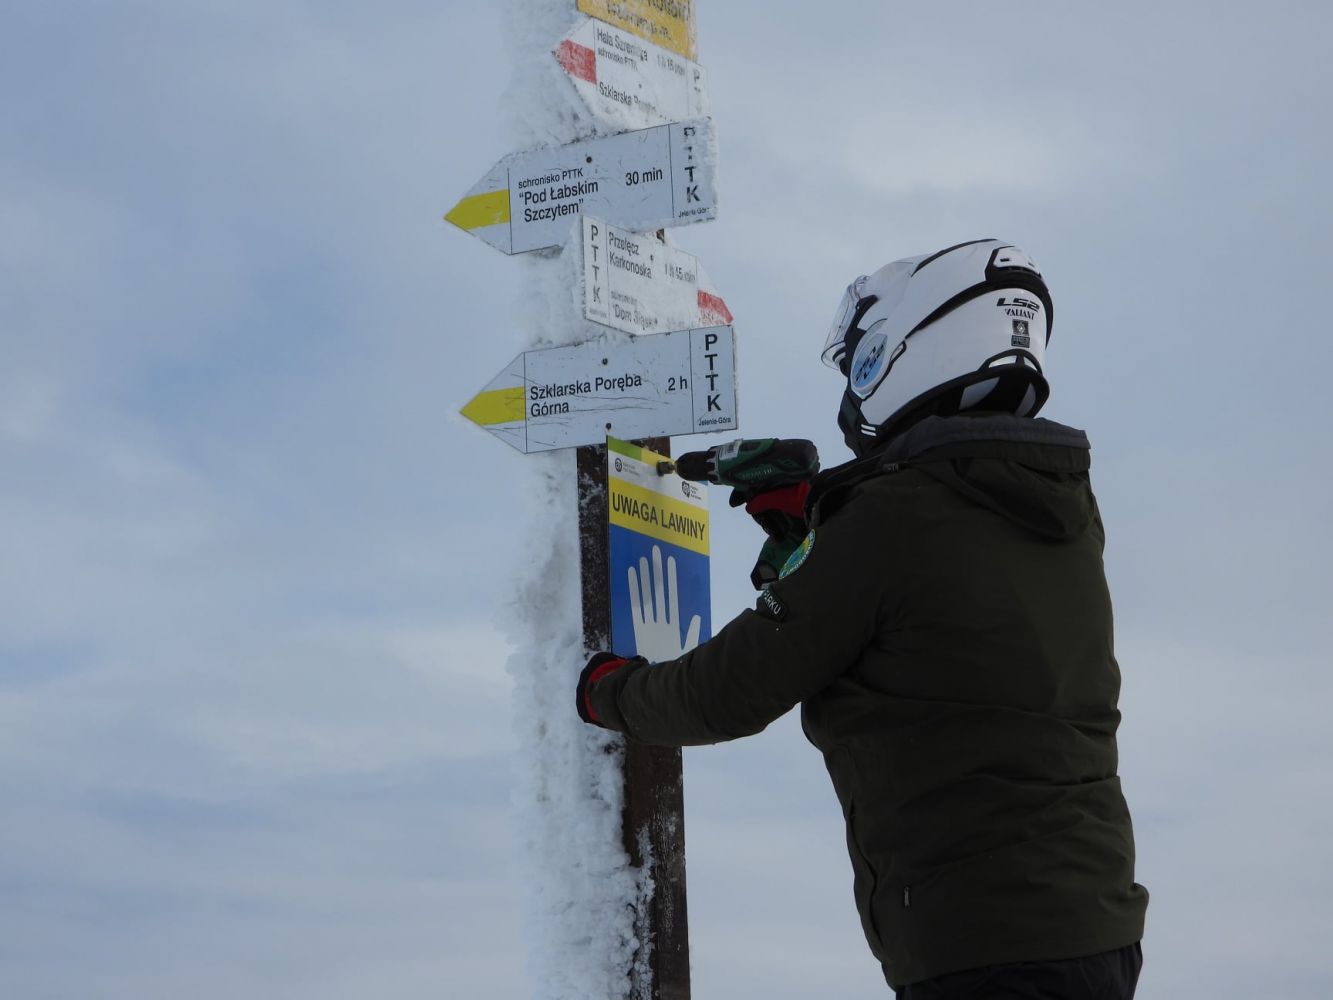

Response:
(445, 119), (717, 255)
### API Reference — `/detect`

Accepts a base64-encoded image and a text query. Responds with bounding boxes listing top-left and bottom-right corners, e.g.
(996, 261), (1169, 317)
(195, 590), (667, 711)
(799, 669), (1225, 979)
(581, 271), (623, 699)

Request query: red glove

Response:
(742, 480), (812, 525)
(576, 652), (630, 726)
(738, 481), (812, 589)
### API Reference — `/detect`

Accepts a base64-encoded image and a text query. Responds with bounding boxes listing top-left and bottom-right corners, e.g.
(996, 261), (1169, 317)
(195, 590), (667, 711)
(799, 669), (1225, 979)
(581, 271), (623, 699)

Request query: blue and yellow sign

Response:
(607, 437), (711, 662)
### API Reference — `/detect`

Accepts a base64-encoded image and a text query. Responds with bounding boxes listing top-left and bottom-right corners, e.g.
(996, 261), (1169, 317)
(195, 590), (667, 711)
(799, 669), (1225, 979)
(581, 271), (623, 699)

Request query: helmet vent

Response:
(985, 350), (1041, 370)
(959, 378), (999, 410)
(1016, 384), (1039, 416)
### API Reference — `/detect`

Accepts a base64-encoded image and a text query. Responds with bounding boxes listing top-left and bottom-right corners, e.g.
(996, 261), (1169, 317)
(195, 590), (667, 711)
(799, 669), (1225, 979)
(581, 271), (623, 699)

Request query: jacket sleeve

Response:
(588, 495), (891, 746)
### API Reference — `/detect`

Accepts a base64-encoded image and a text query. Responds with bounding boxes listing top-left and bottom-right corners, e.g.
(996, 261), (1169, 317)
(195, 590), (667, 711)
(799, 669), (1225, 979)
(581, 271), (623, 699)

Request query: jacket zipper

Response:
(848, 804), (886, 950)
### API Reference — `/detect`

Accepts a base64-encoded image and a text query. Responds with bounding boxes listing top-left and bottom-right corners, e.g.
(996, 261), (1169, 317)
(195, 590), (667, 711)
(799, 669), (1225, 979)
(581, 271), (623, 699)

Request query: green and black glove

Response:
(670, 438), (820, 589)
(731, 480), (812, 589)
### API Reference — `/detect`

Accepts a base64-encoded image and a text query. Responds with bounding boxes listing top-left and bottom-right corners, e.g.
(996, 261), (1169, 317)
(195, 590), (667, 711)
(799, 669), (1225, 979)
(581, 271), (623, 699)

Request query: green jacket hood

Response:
(823, 414), (1097, 541)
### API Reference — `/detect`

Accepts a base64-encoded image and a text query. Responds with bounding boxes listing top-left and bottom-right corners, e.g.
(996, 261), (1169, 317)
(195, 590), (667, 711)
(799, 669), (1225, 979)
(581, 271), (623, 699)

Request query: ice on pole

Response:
(555, 18), (708, 131)
(582, 215), (732, 335)
(577, 0), (697, 60)
(445, 118), (717, 255)
(460, 326), (737, 453)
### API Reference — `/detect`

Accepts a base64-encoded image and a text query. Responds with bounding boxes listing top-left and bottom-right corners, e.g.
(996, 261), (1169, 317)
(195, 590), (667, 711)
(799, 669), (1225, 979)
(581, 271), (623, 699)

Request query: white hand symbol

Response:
(627, 544), (702, 661)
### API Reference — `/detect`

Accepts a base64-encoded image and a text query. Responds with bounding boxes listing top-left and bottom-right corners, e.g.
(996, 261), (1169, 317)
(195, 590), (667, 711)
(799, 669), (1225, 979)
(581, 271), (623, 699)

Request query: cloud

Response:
(1116, 634), (1333, 996)
(0, 608), (524, 997)
(3, 1), (1333, 997)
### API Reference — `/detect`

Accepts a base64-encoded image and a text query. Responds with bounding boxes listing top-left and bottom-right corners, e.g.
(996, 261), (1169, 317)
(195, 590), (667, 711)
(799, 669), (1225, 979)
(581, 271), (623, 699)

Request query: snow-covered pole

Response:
(450, 2), (726, 997)
(578, 438), (691, 999)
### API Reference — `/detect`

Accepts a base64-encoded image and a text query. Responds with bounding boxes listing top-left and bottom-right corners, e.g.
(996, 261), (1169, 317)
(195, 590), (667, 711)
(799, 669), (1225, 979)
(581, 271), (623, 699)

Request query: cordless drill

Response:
(660, 438), (820, 588)
(658, 438), (820, 491)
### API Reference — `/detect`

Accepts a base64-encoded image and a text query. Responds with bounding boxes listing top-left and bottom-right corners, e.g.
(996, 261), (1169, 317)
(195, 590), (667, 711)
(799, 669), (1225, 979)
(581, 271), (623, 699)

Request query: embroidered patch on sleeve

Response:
(778, 530), (816, 580)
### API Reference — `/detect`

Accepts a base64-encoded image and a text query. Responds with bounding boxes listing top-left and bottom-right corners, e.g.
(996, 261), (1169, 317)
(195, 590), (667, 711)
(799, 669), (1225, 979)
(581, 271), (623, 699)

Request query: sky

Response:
(3, 1), (1332, 997)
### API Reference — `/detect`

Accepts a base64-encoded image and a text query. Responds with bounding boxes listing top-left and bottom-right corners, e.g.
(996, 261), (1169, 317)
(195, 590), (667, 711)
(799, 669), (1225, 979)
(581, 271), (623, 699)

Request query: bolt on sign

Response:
(577, 0), (697, 60)
(445, 119), (717, 255)
(583, 215), (732, 336)
(607, 437), (711, 663)
(460, 325), (738, 453)
(555, 17), (708, 131)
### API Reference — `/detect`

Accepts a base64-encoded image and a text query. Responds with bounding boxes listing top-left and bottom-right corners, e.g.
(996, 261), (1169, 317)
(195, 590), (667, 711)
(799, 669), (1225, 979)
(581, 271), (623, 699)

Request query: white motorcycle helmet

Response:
(822, 239), (1054, 456)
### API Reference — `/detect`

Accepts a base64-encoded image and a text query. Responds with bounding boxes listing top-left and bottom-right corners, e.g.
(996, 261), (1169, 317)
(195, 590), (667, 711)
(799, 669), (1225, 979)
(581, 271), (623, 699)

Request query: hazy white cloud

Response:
(3, 1), (1332, 998)
(1117, 635), (1333, 996)
(0, 611), (523, 998)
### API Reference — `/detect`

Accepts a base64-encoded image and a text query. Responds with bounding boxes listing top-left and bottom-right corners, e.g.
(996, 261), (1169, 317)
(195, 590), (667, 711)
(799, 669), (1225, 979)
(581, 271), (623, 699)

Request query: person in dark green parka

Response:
(577, 239), (1148, 998)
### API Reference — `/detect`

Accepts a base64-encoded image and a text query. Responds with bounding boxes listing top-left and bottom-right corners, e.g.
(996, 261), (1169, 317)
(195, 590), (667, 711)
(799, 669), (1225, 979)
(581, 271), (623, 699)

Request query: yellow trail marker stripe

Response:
(461, 387), (525, 427)
(445, 189), (510, 231)
(610, 477), (709, 555)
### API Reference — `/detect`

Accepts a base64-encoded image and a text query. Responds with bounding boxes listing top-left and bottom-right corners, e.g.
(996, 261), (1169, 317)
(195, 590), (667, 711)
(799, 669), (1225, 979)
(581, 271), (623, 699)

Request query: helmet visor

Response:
(821, 275), (869, 371)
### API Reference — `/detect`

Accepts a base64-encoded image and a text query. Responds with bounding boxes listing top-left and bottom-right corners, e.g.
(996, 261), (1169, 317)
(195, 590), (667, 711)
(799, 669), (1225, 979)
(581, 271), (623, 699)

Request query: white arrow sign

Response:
(460, 326), (737, 453)
(555, 18), (708, 131)
(445, 119), (717, 255)
(583, 215), (732, 335)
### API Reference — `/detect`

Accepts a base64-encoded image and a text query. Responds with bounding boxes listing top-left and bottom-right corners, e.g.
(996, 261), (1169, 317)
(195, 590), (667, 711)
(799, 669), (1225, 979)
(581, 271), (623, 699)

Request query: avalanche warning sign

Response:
(607, 437), (711, 662)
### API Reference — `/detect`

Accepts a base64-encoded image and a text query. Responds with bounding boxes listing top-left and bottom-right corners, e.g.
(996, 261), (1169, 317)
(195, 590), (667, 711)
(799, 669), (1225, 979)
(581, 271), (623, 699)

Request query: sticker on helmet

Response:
(779, 530), (816, 579)
(849, 322), (891, 399)
(1011, 319), (1030, 348)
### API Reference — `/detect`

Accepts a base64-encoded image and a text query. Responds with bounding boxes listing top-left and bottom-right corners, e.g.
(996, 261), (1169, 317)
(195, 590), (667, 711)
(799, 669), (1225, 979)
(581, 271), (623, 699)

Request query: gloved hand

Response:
(731, 480), (812, 589)
(576, 652), (631, 727)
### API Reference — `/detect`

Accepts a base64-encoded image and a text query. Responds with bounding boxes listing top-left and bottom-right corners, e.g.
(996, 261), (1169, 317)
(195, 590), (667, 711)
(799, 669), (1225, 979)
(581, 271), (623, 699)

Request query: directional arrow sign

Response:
(583, 215), (732, 335)
(461, 326), (737, 453)
(555, 18), (708, 131)
(577, 0), (697, 60)
(445, 118), (717, 255)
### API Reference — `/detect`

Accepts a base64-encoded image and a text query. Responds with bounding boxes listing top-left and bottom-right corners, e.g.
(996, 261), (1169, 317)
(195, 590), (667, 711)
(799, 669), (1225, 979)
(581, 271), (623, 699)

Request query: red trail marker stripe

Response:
(556, 40), (597, 84)
(697, 290), (733, 325)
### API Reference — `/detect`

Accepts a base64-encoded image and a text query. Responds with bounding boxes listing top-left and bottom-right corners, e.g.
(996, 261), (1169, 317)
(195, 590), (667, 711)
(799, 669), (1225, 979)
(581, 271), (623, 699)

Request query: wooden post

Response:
(577, 439), (691, 1000)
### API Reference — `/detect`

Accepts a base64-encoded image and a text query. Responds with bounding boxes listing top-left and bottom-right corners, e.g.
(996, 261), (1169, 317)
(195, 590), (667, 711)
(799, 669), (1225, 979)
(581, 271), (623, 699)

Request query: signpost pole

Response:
(577, 437), (691, 1000)
(622, 741), (691, 1000)
(455, 4), (711, 993)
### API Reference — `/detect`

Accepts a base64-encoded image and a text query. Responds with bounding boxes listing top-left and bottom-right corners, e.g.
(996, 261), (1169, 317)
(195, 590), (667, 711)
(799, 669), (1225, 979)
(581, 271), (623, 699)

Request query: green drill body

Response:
(662, 438), (821, 589)
(661, 438), (820, 490)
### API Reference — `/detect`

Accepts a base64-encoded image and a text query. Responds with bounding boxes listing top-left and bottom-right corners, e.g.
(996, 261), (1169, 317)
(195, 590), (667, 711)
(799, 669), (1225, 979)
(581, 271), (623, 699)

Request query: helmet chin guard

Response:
(823, 240), (1054, 456)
